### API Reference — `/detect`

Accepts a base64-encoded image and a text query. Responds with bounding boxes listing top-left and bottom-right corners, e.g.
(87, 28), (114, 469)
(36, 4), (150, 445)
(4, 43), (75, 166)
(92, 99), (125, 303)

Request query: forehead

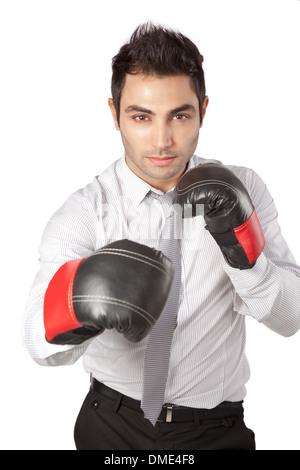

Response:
(120, 73), (199, 111)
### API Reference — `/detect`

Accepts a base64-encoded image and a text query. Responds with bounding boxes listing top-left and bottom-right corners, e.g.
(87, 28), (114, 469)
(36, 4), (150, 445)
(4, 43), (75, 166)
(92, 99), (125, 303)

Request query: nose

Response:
(151, 121), (173, 150)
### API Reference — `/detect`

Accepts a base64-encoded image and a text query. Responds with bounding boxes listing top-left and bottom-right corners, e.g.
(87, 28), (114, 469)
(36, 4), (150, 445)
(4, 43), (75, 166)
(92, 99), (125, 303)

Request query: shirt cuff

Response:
(223, 252), (269, 292)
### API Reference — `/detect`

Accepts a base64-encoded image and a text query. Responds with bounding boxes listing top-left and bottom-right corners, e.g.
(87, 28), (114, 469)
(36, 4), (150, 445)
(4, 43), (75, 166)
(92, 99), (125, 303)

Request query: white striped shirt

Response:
(22, 155), (300, 408)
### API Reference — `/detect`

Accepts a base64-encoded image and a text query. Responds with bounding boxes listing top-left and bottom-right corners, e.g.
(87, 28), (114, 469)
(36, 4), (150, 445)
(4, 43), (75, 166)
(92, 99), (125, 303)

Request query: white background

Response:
(1, 0), (299, 450)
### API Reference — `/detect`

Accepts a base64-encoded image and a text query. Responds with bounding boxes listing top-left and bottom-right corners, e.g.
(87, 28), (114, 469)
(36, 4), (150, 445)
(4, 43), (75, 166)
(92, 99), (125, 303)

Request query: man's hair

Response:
(111, 23), (206, 123)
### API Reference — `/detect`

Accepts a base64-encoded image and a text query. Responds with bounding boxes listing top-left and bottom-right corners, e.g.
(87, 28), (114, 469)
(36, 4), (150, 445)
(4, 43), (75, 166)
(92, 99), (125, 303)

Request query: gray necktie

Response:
(141, 194), (182, 426)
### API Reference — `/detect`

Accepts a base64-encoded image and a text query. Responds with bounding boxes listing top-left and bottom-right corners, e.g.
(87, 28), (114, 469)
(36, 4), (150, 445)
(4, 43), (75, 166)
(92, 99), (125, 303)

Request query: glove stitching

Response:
(89, 249), (172, 276)
(72, 295), (156, 325)
(92, 247), (167, 266)
(68, 262), (81, 325)
(177, 179), (239, 195)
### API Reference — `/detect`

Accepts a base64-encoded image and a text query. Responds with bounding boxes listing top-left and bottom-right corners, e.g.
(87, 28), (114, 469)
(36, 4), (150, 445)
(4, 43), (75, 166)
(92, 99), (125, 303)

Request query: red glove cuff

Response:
(234, 208), (265, 265)
(44, 258), (84, 342)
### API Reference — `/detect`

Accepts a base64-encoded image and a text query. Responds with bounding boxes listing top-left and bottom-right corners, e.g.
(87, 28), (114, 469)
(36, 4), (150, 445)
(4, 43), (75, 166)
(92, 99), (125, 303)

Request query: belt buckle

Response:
(163, 403), (174, 423)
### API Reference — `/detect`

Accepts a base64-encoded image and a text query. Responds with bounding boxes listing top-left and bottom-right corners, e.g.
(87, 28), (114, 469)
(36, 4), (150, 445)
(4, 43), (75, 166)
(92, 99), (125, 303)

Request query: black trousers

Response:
(74, 380), (256, 451)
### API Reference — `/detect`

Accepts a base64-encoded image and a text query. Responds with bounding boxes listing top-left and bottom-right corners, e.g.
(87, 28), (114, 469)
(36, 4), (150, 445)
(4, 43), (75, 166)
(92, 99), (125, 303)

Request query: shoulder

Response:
(59, 158), (121, 210)
(226, 164), (269, 206)
(46, 159), (121, 231)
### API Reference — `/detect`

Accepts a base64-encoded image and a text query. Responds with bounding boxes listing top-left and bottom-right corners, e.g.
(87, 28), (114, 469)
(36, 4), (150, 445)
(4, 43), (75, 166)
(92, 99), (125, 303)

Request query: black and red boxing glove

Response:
(44, 239), (174, 345)
(174, 163), (265, 269)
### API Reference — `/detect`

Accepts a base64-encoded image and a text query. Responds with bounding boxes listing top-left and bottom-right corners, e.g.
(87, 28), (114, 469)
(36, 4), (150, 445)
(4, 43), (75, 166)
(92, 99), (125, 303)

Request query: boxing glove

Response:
(44, 239), (174, 345)
(174, 163), (265, 269)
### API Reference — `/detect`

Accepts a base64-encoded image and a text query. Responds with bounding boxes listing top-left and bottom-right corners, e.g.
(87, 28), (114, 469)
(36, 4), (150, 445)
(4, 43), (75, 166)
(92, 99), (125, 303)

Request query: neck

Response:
(125, 155), (188, 193)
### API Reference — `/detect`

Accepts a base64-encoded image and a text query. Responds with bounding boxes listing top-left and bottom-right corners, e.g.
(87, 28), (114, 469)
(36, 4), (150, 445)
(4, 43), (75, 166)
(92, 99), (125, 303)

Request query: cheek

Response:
(120, 120), (151, 142)
(175, 124), (200, 148)
(120, 125), (147, 157)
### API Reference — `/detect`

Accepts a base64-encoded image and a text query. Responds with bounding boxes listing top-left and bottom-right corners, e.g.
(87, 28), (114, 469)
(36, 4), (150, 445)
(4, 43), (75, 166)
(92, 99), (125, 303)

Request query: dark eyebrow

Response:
(169, 104), (197, 115)
(125, 105), (155, 115)
(124, 104), (197, 116)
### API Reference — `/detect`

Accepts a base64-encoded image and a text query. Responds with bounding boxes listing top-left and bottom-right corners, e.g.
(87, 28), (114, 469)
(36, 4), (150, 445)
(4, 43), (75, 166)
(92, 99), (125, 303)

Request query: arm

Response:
(23, 186), (174, 365)
(174, 163), (300, 337)
(22, 189), (99, 366)
(223, 167), (300, 337)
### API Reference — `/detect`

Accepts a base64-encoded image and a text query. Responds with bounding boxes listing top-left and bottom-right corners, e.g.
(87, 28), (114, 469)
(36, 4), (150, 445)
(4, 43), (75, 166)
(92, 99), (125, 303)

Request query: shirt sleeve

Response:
(22, 186), (100, 366)
(223, 167), (300, 337)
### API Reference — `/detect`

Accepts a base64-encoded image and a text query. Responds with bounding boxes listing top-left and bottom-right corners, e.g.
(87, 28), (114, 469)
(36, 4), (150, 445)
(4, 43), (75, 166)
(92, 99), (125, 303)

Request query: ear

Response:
(108, 98), (120, 131)
(200, 96), (209, 128)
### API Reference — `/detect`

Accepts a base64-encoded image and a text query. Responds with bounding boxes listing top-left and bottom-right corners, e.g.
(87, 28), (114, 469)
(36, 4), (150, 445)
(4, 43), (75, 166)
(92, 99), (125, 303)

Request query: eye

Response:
(133, 115), (149, 121)
(173, 114), (189, 120)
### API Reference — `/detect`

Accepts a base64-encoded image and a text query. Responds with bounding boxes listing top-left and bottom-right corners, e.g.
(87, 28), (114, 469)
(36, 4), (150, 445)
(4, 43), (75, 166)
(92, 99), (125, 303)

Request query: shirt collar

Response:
(116, 155), (199, 208)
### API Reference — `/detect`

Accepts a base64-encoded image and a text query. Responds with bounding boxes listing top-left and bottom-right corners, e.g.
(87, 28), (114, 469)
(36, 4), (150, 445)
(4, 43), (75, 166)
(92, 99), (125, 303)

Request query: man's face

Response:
(109, 73), (208, 192)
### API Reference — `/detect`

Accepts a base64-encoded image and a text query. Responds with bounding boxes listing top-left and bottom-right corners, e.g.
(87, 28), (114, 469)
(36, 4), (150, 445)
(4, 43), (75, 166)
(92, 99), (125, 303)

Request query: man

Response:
(23, 23), (300, 450)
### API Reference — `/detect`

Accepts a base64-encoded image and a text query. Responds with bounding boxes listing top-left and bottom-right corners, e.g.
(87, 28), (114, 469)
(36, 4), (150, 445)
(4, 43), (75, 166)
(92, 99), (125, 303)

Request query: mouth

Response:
(147, 155), (177, 167)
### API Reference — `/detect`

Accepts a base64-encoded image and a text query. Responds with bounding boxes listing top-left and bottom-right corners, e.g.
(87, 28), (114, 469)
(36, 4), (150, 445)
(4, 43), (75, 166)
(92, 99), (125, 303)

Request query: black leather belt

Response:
(90, 377), (244, 423)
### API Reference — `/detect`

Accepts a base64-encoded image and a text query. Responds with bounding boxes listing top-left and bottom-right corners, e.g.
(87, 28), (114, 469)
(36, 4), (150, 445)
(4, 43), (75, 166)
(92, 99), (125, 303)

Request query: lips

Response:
(147, 156), (176, 167)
